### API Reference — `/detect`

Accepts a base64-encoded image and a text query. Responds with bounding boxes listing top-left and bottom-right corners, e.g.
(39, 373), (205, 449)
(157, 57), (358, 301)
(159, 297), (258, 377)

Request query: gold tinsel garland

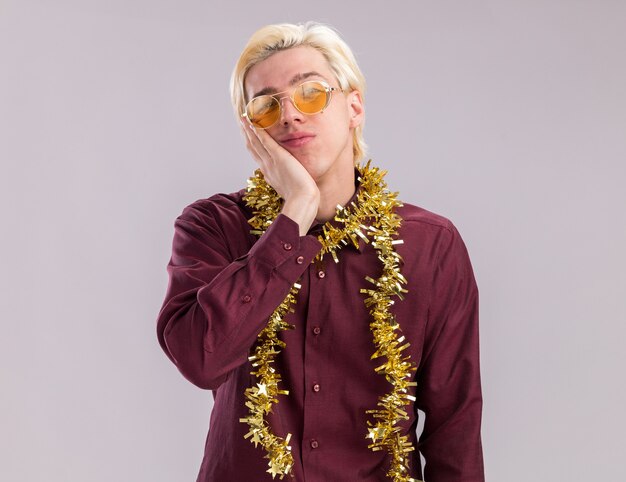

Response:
(240, 161), (421, 482)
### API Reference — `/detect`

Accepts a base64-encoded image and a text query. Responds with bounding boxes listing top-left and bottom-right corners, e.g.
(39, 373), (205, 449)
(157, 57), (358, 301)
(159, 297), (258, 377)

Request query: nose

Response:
(278, 96), (303, 126)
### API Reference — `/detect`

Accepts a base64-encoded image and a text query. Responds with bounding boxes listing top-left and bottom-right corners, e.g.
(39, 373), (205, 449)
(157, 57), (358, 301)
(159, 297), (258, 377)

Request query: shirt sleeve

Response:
(415, 221), (485, 481)
(156, 203), (322, 390)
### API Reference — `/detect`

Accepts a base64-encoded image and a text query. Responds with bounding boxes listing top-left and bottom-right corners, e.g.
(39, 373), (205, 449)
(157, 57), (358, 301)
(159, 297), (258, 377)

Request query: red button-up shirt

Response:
(156, 181), (485, 481)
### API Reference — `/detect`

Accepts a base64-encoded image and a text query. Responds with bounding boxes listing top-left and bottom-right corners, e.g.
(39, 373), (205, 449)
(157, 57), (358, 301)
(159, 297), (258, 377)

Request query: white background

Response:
(1, 1), (625, 480)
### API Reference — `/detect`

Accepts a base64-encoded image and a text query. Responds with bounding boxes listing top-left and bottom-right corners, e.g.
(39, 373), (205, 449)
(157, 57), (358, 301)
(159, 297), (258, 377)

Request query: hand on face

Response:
(241, 119), (320, 235)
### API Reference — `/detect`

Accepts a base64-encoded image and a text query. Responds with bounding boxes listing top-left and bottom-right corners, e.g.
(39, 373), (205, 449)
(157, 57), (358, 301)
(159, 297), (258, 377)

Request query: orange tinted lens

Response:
(246, 96), (280, 128)
(293, 81), (329, 114)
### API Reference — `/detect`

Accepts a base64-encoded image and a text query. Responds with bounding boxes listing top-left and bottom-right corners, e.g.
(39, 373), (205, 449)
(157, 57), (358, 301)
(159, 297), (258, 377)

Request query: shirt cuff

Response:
(248, 213), (322, 272)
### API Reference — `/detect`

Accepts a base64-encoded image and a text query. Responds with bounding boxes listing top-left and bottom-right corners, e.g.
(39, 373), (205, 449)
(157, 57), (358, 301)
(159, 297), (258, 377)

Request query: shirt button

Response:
(313, 326), (321, 335)
(317, 270), (325, 279)
(283, 242), (292, 251)
(310, 439), (319, 449)
(312, 383), (320, 392)
(242, 294), (252, 303)
(296, 255), (304, 264)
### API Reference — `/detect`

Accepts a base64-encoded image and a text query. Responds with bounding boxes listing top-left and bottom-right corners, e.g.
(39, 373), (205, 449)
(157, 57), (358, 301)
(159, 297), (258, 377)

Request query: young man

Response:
(157, 22), (484, 482)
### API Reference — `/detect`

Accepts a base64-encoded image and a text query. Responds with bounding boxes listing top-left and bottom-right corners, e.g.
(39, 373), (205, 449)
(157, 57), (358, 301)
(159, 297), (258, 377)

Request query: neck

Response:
(314, 161), (356, 224)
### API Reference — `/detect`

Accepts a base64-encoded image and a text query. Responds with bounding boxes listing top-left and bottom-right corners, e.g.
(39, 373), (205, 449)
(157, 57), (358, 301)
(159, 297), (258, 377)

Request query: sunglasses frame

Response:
(242, 80), (342, 129)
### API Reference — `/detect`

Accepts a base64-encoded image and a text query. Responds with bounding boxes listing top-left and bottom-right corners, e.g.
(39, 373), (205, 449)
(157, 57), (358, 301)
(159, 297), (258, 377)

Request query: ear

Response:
(347, 90), (365, 129)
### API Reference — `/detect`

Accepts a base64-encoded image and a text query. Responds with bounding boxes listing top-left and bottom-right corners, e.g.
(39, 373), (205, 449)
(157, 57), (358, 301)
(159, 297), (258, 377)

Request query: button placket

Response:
(303, 255), (325, 467)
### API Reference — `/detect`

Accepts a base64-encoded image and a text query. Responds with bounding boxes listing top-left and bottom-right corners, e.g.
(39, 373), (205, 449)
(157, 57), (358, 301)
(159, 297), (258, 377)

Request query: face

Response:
(244, 46), (364, 182)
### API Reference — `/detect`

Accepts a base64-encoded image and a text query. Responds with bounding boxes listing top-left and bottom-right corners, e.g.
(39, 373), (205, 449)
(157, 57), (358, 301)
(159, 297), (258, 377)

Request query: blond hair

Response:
(230, 22), (367, 162)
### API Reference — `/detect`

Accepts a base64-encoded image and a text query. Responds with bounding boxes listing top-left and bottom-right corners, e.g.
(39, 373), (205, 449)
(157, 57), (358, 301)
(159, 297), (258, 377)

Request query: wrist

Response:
(282, 192), (320, 236)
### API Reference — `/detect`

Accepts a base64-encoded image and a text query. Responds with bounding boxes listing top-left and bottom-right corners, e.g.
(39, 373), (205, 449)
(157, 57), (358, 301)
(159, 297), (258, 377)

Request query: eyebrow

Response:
(251, 71), (327, 99)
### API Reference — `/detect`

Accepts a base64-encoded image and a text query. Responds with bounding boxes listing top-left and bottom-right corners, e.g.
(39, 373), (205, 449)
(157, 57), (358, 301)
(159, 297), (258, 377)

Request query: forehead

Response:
(244, 46), (335, 99)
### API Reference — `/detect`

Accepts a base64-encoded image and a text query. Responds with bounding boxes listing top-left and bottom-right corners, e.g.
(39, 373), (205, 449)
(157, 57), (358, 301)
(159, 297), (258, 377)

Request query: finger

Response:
(241, 126), (261, 161)
(241, 120), (271, 158)
(240, 120), (269, 166)
(251, 125), (284, 160)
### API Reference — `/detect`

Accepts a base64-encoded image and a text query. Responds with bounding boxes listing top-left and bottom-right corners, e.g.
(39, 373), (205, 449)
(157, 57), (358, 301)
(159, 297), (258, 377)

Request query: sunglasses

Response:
(242, 80), (342, 129)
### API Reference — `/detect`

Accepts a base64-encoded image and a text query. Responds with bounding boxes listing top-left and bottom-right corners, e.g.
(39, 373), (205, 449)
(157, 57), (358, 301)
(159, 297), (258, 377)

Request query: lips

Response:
(278, 132), (315, 148)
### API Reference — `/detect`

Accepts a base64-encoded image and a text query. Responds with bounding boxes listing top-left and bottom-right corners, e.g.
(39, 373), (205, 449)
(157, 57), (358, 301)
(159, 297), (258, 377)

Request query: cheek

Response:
(323, 104), (351, 131)
(327, 110), (352, 140)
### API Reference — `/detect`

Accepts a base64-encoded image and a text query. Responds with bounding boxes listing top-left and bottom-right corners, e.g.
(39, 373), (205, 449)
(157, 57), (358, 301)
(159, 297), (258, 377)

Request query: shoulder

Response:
(178, 189), (250, 225)
(173, 189), (254, 243)
(396, 201), (457, 237)
(170, 189), (255, 259)
(395, 202), (472, 267)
